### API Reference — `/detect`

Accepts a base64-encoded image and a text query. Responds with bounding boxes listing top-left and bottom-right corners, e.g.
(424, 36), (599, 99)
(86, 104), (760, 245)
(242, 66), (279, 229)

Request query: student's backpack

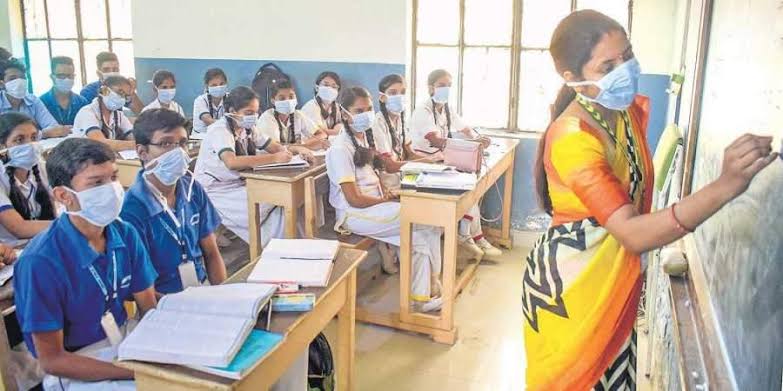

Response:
(308, 333), (334, 391)
(252, 62), (289, 112)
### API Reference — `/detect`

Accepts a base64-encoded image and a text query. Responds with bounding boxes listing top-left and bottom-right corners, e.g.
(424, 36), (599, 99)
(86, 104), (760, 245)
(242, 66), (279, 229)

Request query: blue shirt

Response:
(120, 171), (221, 294)
(13, 215), (157, 357)
(0, 91), (59, 130)
(39, 88), (89, 125)
(79, 81), (101, 103)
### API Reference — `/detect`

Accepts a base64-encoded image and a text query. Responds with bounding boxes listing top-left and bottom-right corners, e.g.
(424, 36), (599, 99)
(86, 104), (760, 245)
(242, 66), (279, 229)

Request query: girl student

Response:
(301, 71), (343, 136)
(255, 79), (330, 156)
(72, 75), (136, 152)
(193, 86), (297, 245)
(192, 68), (229, 134)
(409, 69), (502, 259)
(326, 86), (443, 312)
(142, 69), (186, 117)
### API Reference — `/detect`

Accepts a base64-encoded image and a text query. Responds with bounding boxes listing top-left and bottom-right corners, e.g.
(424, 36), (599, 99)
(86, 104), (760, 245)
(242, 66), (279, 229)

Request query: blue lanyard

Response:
(88, 251), (118, 310)
(159, 205), (191, 264)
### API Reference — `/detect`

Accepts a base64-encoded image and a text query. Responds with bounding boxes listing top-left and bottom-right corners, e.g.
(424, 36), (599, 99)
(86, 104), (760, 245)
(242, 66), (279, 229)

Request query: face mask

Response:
(383, 93), (406, 114)
(229, 113), (257, 129)
(432, 86), (450, 104)
(102, 90), (126, 111)
(274, 98), (298, 115)
(157, 88), (176, 104)
(349, 111), (375, 133)
(146, 147), (190, 186)
(208, 85), (227, 98)
(4, 78), (27, 99)
(6, 143), (41, 170)
(566, 58), (642, 111)
(101, 71), (121, 79)
(316, 85), (339, 102)
(65, 181), (125, 228)
(53, 77), (75, 93)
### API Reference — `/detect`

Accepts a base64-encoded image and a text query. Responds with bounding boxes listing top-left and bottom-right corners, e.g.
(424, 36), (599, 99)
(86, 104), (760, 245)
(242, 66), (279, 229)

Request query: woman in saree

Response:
(524, 10), (778, 390)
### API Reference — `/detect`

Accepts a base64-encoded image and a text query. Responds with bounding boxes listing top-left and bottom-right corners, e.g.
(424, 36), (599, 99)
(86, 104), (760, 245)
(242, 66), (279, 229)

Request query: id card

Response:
(100, 311), (123, 346)
(178, 261), (200, 288)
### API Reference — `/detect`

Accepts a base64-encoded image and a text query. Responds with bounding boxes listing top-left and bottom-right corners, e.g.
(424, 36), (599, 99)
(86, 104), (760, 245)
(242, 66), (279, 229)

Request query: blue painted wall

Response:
(133, 57), (406, 117)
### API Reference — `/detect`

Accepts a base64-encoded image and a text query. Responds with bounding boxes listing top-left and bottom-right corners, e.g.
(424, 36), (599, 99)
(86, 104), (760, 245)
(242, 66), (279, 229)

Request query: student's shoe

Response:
(477, 238), (502, 258)
(411, 297), (443, 313)
(378, 243), (399, 274)
(459, 238), (484, 260)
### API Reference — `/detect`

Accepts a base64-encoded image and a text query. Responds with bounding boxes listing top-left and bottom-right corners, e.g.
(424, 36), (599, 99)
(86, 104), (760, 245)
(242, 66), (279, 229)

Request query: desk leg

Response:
(336, 269), (357, 391)
(248, 197), (261, 261)
(500, 161), (514, 249)
(438, 219), (458, 339)
(283, 204), (297, 239)
(398, 214), (413, 323)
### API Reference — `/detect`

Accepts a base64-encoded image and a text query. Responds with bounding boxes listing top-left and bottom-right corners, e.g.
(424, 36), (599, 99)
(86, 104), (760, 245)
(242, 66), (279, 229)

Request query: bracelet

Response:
(671, 203), (694, 234)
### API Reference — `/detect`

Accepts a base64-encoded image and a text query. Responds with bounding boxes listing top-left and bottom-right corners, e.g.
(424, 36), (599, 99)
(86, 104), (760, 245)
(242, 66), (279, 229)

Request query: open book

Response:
(118, 150), (138, 160)
(118, 283), (277, 368)
(254, 155), (309, 170)
(400, 162), (453, 174)
(416, 171), (477, 191)
(247, 239), (339, 287)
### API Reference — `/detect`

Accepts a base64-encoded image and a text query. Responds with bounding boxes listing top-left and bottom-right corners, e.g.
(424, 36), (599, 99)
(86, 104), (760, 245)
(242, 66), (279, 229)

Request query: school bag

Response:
(308, 332), (334, 391)
(252, 62), (289, 112)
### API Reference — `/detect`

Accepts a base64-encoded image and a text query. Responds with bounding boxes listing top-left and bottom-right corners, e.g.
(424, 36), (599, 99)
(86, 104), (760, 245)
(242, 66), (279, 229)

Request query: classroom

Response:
(0, 0), (780, 390)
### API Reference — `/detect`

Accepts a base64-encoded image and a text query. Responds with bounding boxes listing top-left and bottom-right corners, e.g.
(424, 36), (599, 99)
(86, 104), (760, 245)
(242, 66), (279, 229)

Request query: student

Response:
(410, 69), (502, 259)
(72, 75), (136, 152)
(0, 59), (71, 139)
(193, 86), (294, 245)
(39, 56), (90, 126)
(192, 68), (228, 134)
(255, 79), (329, 155)
(142, 70), (186, 117)
(301, 71), (343, 136)
(79, 51), (144, 114)
(326, 86), (443, 311)
(121, 108), (226, 296)
(13, 138), (157, 390)
(0, 112), (56, 244)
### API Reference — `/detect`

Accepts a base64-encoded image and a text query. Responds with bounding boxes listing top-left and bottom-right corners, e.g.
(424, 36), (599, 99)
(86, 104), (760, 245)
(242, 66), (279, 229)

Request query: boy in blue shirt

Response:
(0, 59), (71, 138)
(79, 51), (143, 114)
(39, 56), (89, 126)
(13, 138), (157, 387)
(121, 108), (226, 295)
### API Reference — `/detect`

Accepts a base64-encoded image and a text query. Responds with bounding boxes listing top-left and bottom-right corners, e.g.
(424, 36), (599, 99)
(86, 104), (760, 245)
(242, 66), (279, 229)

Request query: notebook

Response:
(118, 150), (138, 160)
(312, 149), (328, 157)
(187, 329), (283, 379)
(254, 155), (310, 170)
(415, 171), (477, 191)
(271, 293), (316, 312)
(118, 283), (277, 368)
(400, 162), (453, 174)
(247, 239), (339, 287)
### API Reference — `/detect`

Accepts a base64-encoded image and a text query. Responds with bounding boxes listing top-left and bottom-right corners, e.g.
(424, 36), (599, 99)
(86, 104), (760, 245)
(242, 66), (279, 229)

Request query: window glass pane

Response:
(47, 1), (77, 38)
(80, 0), (108, 39)
(416, 0), (459, 45)
(51, 40), (83, 90)
(22, 0), (48, 39)
(108, 0), (133, 39)
(578, 0), (630, 31)
(112, 40), (135, 77)
(462, 47), (510, 128)
(521, 0), (571, 48)
(414, 46), (459, 108)
(27, 41), (51, 96)
(517, 50), (563, 131)
(464, 0), (512, 45)
(83, 40), (110, 84)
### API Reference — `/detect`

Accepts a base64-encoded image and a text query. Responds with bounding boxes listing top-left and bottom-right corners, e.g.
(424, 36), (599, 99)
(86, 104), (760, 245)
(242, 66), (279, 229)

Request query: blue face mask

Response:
(53, 77), (75, 93)
(208, 84), (227, 98)
(146, 147), (190, 186)
(350, 111), (375, 133)
(567, 58), (641, 111)
(157, 88), (176, 104)
(7, 143), (41, 170)
(316, 86), (339, 102)
(274, 98), (298, 115)
(65, 181), (125, 228)
(103, 90), (126, 111)
(382, 93), (405, 114)
(432, 86), (450, 104)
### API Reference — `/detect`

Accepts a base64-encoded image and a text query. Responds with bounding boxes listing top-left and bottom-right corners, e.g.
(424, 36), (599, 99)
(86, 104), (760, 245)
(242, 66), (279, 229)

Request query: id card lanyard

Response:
(88, 251), (118, 312)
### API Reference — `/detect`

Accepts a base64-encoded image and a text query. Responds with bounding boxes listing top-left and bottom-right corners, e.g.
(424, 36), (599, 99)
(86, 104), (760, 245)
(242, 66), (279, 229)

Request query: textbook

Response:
(415, 171), (477, 191)
(118, 283), (277, 368)
(271, 293), (316, 312)
(187, 329), (283, 379)
(254, 155), (310, 170)
(118, 150), (138, 160)
(247, 239), (339, 287)
(400, 162), (453, 174)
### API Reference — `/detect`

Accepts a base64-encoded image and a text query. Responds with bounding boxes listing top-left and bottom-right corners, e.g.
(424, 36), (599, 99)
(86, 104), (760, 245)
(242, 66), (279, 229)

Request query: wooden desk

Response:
(0, 295), (15, 391)
(357, 138), (518, 344)
(115, 142), (201, 188)
(119, 247), (366, 391)
(239, 156), (326, 261)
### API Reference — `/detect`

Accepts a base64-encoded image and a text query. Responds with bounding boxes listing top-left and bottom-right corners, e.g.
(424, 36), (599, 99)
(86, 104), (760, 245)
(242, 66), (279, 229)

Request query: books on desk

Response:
(0, 266), (12, 286)
(271, 293), (316, 312)
(188, 329), (283, 379)
(118, 150), (138, 160)
(254, 155), (310, 170)
(118, 283), (277, 368)
(400, 162), (453, 174)
(248, 239), (339, 287)
(400, 171), (477, 192)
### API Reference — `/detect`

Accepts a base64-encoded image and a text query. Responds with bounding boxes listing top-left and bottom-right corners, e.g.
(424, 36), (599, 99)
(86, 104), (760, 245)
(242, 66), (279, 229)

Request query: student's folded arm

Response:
(85, 130), (135, 152)
(340, 182), (385, 209)
(0, 208), (50, 239)
(33, 331), (134, 381)
(199, 113), (216, 126)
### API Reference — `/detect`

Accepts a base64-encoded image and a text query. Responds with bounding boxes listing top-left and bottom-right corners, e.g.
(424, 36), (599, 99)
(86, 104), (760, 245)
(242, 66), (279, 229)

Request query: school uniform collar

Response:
(59, 214), (127, 269)
(128, 169), (188, 217)
(0, 91), (35, 109)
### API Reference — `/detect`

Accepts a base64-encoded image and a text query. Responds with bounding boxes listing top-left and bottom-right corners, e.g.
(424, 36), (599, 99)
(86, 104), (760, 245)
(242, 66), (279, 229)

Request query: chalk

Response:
(661, 247), (689, 276)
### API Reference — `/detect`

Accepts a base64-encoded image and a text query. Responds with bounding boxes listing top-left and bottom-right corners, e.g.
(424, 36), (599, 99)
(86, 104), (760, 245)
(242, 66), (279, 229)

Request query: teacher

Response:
(524, 10), (777, 390)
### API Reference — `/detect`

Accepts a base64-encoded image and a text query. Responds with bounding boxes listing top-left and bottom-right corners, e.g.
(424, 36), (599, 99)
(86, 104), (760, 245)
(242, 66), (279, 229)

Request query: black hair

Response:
(224, 86), (258, 156)
(0, 113), (55, 220)
(132, 108), (188, 146)
(152, 69), (176, 87)
(50, 56), (74, 74)
(102, 75), (130, 89)
(271, 79), (296, 143)
(203, 68), (227, 86)
(378, 74), (406, 159)
(339, 86), (381, 169)
(314, 71), (341, 128)
(426, 69), (452, 134)
(535, 10), (626, 215)
(46, 138), (115, 189)
(95, 51), (118, 69)
(0, 47), (11, 62)
(0, 58), (26, 79)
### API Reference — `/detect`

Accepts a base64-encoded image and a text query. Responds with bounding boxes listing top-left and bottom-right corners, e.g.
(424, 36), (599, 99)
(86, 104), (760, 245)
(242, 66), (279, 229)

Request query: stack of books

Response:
(248, 239), (340, 287)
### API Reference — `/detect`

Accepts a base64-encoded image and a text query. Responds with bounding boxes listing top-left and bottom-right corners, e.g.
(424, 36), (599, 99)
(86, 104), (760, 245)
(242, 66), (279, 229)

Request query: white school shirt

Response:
(0, 162), (50, 244)
(409, 99), (469, 154)
(326, 131), (383, 213)
(371, 111), (408, 159)
(142, 99), (186, 117)
(72, 98), (133, 140)
(301, 98), (342, 130)
(193, 117), (271, 187)
(255, 109), (318, 144)
(192, 93), (225, 133)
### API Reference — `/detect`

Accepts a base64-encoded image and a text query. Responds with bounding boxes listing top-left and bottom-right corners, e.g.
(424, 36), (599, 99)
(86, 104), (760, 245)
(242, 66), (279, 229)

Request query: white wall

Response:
(131, 0), (409, 64)
(0, 0), (24, 56)
(631, 0), (678, 75)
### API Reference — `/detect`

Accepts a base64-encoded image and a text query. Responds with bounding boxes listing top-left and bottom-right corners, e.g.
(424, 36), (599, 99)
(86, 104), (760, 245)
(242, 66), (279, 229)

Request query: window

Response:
(19, 0), (134, 95)
(412, 0), (631, 131)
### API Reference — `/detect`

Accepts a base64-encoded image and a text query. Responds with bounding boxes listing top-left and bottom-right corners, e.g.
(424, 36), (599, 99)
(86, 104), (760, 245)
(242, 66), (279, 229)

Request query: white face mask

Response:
(65, 182), (125, 228)
(53, 77), (75, 93)
(208, 84), (227, 98)
(274, 98), (298, 115)
(349, 111), (375, 133)
(4, 78), (27, 99)
(146, 147), (190, 186)
(432, 86), (450, 104)
(382, 93), (406, 114)
(6, 143), (42, 170)
(316, 85), (339, 102)
(101, 71), (121, 79)
(102, 90), (126, 111)
(156, 88), (176, 104)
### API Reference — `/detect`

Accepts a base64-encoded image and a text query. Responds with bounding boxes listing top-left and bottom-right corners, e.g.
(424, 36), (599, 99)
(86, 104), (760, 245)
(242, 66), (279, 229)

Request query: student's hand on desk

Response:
(44, 125), (72, 138)
(298, 149), (315, 164)
(425, 132), (447, 149)
(273, 149), (294, 163)
(716, 134), (778, 198)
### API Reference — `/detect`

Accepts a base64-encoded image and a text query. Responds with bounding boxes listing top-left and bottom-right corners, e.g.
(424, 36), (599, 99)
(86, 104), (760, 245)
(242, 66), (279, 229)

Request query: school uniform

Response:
(142, 99), (186, 118)
(301, 98), (342, 132)
(79, 81), (102, 103)
(370, 111), (408, 190)
(39, 88), (90, 126)
(0, 91), (59, 131)
(326, 131), (442, 302)
(120, 171), (221, 294)
(72, 98), (133, 140)
(192, 93), (225, 134)
(13, 215), (157, 390)
(0, 163), (51, 246)
(255, 108), (319, 145)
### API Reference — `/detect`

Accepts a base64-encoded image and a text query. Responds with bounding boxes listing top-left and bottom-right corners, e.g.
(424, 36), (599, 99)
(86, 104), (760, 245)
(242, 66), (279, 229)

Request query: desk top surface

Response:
(240, 156), (326, 183)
